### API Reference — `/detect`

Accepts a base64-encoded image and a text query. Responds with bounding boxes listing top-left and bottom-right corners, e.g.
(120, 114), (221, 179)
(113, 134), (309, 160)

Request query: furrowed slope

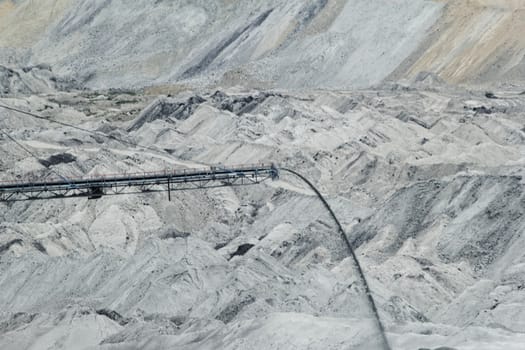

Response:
(0, 0), (442, 89)
(2, 0), (525, 89)
(391, 0), (525, 85)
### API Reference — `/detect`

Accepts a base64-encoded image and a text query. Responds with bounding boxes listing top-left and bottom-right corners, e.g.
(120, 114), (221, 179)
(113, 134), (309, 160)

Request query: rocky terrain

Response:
(2, 0), (525, 89)
(0, 1), (525, 350)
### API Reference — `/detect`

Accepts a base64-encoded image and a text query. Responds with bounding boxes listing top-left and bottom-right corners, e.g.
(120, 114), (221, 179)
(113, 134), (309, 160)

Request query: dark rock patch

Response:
(96, 309), (130, 326)
(214, 242), (228, 250)
(39, 153), (77, 167)
(467, 105), (508, 115)
(160, 229), (190, 240)
(128, 95), (206, 131)
(229, 243), (255, 259)
(0, 239), (23, 254)
(413, 257), (433, 267)
(169, 315), (186, 326)
(32, 241), (47, 254)
(211, 91), (276, 116)
(216, 294), (256, 323)
(472, 105), (494, 114)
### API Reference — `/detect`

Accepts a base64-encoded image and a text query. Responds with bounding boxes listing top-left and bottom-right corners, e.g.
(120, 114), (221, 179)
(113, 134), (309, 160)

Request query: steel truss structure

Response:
(0, 164), (278, 202)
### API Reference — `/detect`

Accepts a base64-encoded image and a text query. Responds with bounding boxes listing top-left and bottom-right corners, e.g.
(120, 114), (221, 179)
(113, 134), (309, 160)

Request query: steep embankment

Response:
(1, 0), (524, 90)
(392, 0), (525, 85)
(0, 0), (72, 48)
(2, 0), (439, 89)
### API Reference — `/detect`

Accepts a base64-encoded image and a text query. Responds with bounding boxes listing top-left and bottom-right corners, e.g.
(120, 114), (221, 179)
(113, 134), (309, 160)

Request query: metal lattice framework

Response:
(0, 164), (278, 202)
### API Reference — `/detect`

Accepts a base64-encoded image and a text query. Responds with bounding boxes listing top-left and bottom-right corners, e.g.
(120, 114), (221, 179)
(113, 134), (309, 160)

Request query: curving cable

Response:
(279, 168), (391, 350)
(1, 102), (389, 348)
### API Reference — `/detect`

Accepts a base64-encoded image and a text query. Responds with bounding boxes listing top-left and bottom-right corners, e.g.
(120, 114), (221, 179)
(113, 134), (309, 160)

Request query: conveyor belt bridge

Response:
(0, 163), (278, 201)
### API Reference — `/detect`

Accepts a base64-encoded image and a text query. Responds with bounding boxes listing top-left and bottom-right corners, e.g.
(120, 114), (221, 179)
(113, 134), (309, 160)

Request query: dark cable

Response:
(0, 102), (389, 347)
(0, 128), (72, 184)
(0, 102), (207, 184)
(0, 102), (157, 152)
(0, 128), (42, 161)
(279, 168), (391, 350)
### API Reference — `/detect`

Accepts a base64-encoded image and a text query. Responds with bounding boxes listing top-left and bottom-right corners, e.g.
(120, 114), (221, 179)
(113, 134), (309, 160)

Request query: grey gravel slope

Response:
(1, 1), (525, 349)
(0, 82), (524, 348)
(1, 0), (443, 90)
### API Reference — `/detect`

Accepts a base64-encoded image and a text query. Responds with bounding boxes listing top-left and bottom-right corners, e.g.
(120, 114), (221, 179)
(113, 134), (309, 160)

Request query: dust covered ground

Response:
(1, 76), (524, 349)
(1, 1), (525, 350)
